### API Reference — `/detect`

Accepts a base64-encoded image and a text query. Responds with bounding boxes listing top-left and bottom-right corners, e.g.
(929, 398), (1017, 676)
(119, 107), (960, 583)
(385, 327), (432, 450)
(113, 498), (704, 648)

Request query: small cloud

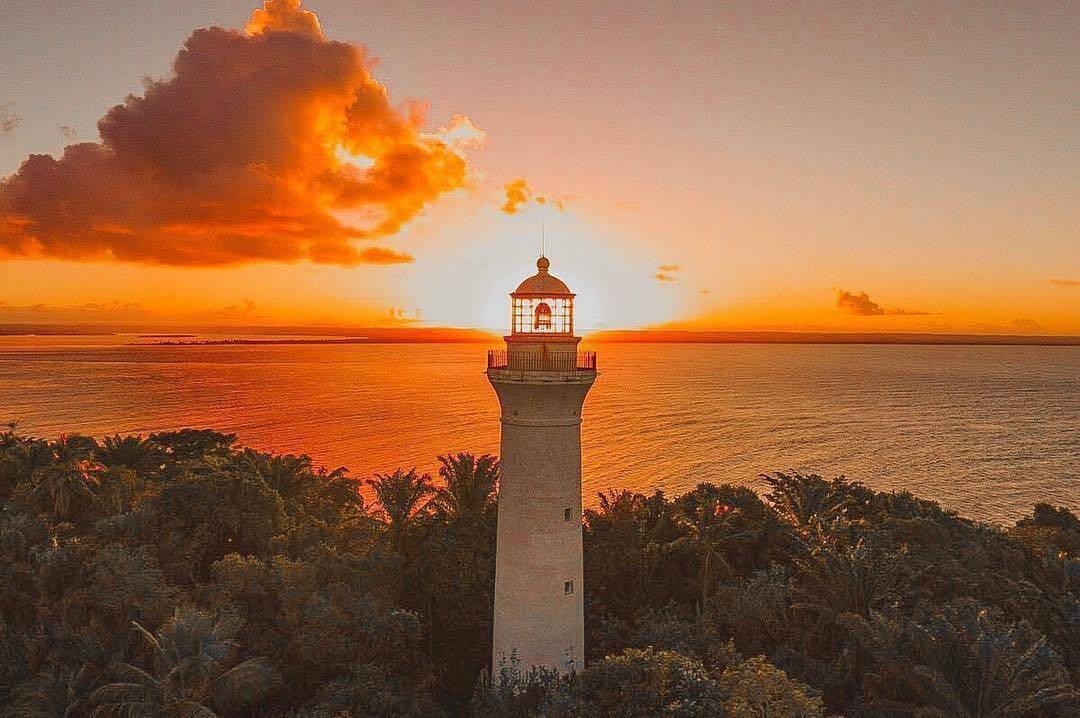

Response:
(0, 108), (19, 135)
(1049, 278), (1080, 287)
(193, 298), (266, 322)
(219, 299), (258, 319)
(0, 299), (152, 322)
(1008, 318), (1044, 333)
(970, 318), (1046, 335)
(501, 178), (566, 215)
(356, 247), (413, 264)
(59, 125), (78, 142)
(534, 196), (566, 212)
(887, 307), (933, 317)
(836, 289), (930, 316)
(502, 179), (532, 215)
(836, 290), (884, 315)
(654, 263), (682, 284)
(699, 288), (711, 295)
(388, 305), (422, 323)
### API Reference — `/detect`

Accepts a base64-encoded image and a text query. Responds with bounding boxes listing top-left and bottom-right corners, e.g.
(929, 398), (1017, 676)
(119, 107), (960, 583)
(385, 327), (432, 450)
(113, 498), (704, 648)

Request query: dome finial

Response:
(514, 255), (570, 295)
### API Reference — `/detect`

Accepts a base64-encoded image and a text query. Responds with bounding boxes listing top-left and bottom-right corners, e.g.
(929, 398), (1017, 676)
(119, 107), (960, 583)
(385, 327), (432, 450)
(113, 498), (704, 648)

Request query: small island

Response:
(0, 427), (1075, 716)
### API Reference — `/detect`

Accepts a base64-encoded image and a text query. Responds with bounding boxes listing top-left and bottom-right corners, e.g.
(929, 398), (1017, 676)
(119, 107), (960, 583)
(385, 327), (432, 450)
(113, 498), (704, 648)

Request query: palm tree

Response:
(29, 462), (99, 522)
(51, 434), (99, 464)
(432, 452), (499, 523)
(313, 464), (366, 511)
(237, 450), (313, 501)
(844, 600), (1079, 717)
(905, 599), (1079, 717)
(670, 491), (756, 609)
(366, 468), (435, 554)
(95, 435), (163, 477)
(19, 434), (103, 522)
(789, 539), (909, 656)
(761, 472), (853, 535)
(10, 620), (125, 717)
(5, 434), (55, 483)
(1, 433), (50, 507)
(91, 606), (272, 717)
(236, 449), (366, 527)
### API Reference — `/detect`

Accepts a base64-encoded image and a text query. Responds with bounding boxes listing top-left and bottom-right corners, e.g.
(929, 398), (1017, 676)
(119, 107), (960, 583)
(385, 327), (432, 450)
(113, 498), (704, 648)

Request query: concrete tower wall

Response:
(489, 374), (594, 675)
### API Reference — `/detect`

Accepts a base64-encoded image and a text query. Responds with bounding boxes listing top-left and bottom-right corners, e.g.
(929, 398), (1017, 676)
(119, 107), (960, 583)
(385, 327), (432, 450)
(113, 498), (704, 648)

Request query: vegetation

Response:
(0, 428), (1076, 716)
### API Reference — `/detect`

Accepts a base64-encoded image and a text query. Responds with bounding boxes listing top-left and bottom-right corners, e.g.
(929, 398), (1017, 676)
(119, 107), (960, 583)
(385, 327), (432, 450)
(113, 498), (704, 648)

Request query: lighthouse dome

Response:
(513, 256), (572, 296)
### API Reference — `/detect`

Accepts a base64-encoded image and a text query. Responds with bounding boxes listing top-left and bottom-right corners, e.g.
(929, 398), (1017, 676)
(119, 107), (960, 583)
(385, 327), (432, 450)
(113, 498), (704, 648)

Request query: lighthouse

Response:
(487, 255), (597, 676)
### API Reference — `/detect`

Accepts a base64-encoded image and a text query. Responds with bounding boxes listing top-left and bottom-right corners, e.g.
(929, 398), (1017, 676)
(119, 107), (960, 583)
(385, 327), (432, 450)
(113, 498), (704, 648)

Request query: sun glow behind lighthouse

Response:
(412, 210), (686, 332)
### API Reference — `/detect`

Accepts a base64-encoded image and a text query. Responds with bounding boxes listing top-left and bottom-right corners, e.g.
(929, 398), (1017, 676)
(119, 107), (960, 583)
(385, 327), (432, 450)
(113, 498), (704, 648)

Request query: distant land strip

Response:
(0, 325), (495, 342)
(137, 333), (197, 339)
(138, 338), (374, 346)
(1, 324), (1078, 346)
(588, 330), (1080, 346)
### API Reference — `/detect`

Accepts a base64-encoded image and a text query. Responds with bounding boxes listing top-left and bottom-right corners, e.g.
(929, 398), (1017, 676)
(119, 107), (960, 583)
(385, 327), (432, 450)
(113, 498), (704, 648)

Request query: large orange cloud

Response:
(0, 0), (479, 266)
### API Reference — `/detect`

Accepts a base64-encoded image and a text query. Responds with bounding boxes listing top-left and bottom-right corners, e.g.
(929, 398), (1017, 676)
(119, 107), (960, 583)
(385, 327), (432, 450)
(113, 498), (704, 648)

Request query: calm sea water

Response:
(0, 336), (1076, 524)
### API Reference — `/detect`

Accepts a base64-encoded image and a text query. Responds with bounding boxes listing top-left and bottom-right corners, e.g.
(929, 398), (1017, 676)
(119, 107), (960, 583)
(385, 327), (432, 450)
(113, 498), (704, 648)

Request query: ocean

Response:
(1, 336), (1076, 524)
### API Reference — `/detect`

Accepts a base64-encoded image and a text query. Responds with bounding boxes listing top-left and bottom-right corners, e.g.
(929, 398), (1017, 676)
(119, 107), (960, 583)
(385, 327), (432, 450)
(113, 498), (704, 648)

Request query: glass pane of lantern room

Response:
(514, 297), (529, 334)
(525, 298), (536, 333)
(554, 298), (570, 333)
(512, 298), (523, 334)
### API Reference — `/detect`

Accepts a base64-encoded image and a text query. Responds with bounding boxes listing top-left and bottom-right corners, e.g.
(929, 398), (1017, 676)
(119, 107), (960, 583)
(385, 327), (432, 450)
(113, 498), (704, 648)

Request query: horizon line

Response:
(1, 323), (1078, 346)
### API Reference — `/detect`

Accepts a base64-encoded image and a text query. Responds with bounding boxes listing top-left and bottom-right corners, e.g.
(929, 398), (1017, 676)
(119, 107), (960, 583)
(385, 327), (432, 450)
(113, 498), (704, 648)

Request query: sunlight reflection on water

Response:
(1, 337), (1076, 523)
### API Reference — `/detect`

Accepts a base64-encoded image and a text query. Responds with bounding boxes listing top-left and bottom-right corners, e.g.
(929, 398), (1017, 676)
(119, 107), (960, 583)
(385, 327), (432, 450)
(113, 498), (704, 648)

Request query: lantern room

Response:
(510, 256), (574, 336)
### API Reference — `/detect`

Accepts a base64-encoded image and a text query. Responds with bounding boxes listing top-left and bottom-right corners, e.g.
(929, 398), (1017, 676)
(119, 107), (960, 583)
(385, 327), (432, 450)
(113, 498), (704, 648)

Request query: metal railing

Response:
(487, 349), (597, 372)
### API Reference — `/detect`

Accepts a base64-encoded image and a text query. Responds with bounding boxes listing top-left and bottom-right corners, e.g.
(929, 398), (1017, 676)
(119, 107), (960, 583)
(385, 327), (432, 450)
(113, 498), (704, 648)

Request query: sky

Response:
(0, 0), (1077, 333)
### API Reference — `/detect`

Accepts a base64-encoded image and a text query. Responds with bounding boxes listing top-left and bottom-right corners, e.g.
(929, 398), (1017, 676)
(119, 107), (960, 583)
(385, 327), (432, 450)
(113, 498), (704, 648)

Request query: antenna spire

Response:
(540, 219), (546, 258)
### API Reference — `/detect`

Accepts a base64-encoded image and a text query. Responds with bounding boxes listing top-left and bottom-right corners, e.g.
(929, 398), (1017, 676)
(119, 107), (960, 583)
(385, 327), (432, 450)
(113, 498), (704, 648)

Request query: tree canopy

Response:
(0, 427), (1076, 716)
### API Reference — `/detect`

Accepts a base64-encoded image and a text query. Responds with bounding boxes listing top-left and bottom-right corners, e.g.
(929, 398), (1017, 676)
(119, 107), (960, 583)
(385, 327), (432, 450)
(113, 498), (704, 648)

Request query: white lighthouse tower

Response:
(487, 255), (597, 676)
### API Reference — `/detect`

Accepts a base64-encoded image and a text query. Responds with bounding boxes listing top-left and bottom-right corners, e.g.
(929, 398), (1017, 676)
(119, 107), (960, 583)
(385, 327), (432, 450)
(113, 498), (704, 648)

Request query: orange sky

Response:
(1, 0), (1077, 334)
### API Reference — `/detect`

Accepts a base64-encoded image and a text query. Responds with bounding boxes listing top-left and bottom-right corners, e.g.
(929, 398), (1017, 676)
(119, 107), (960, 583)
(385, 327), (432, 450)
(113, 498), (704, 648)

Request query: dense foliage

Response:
(0, 428), (1076, 716)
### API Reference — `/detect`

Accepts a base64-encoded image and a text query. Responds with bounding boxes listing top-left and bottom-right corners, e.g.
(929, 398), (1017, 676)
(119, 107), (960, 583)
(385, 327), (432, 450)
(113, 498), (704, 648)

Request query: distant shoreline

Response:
(1, 325), (1078, 346)
(136, 333), (198, 339)
(137, 338), (373, 346)
(587, 330), (1080, 347)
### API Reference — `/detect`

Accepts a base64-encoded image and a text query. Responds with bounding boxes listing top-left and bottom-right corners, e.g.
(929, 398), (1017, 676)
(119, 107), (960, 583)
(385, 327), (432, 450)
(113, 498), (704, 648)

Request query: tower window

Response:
(564, 507), (573, 521)
(564, 580), (574, 595)
(534, 302), (552, 330)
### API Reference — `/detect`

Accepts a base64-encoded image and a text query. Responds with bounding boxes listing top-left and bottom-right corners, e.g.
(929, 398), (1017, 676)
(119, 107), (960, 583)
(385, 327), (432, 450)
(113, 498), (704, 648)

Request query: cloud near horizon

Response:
(0, 295), (430, 327)
(1049, 278), (1080, 287)
(969, 318), (1045, 334)
(0, 0), (482, 266)
(0, 297), (271, 324)
(836, 289), (930, 316)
